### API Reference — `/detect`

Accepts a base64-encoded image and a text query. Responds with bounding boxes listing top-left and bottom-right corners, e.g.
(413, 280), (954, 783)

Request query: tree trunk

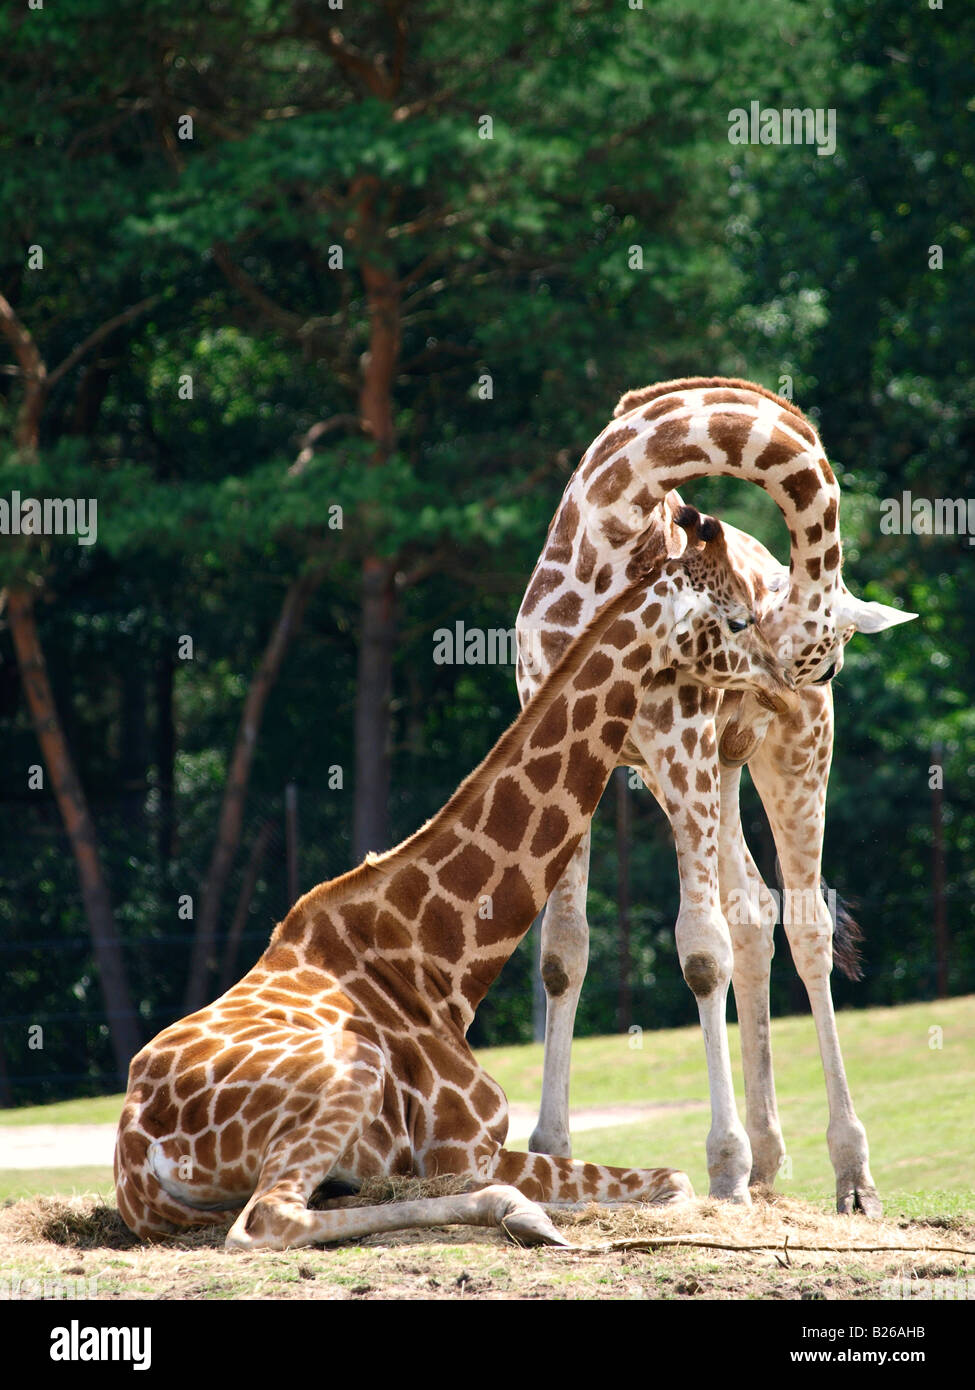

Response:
(120, 658), (147, 829)
(184, 569), (322, 1012)
(155, 651), (176, 867)
(0, 290), (154, 1080)
(218, 818), (275, 992)
(353, 556), (395, 858)
(7, 587), (142, 1076)
(351, 247), (401, 860)
(285, 781), (299, 907)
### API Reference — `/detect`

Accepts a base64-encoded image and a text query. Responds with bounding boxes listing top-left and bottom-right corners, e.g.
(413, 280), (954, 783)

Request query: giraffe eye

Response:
(728, 616), (753, 633)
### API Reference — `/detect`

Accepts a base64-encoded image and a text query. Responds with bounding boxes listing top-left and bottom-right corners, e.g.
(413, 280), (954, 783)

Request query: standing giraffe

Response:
(115, 512), (797, 1250)
(516, 377), (915, 1215)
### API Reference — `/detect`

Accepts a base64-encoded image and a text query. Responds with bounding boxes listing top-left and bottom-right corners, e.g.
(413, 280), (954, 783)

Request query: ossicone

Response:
(675, 504), (722, 547)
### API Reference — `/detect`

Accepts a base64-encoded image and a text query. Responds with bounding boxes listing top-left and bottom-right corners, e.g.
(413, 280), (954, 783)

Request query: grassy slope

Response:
(1, 996), (972, 1216)
(484, 994), (975, 1216)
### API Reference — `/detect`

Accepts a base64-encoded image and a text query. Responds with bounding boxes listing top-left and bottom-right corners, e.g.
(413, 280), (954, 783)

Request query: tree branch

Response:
(0, 291), (47, 451)
(47, 295), (160, 388)
(289, 414), (367, 474)
(212, 241), (306, 337)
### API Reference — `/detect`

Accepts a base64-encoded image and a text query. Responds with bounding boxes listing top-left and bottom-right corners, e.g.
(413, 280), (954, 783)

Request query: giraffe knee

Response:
(541, 953), (570, 997)
(682, 951), (720, 997)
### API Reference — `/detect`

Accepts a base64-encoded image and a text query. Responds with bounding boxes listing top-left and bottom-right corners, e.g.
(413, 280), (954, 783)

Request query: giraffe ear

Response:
(835, 593), (918, 634)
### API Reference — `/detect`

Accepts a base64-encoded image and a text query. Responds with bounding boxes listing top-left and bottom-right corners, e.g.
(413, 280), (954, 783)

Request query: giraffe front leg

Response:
(749, 689), (881, 1218)
(717, 761), (786, 1187)
(241, 1185), (571, 1249)
(679, 913), (752, 1204)
(529, 831), (591, 1159)
(226, 1039), (388, 1252)
(493, 1148), (693, 1211)
(635, 707), (752, 1204)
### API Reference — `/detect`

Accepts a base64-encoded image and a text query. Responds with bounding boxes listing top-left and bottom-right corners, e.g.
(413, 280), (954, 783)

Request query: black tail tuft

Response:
(308, 1176), (363, 1208)
(773, 860), (865, 981)
(823, 876), (864, 981)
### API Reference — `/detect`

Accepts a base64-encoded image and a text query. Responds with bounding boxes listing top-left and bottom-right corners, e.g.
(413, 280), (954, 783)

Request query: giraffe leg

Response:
(529, 830), (591, 1158)
(233, 1184), (569, 1250)
(633, 708), (752, 1204)
(718, 762), (786, 1186)
(225, 1038), (388, 1251)
(749, 690), (882, 1218)
(493, 1148), (693, 1209)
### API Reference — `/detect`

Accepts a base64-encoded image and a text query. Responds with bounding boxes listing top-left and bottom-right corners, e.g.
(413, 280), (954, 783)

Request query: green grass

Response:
(0, 1167), (116, 1203)
(480, 994), (975, 1216)
(1, 995), (972, 1216)
(0, 1094), (124, 1127)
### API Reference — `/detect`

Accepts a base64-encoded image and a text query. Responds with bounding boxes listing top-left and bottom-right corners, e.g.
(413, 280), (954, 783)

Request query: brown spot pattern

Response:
(563, 740), (607, 814)
(573, 651), (614, 690)
(530, 806), (569, 857)
(483, 776), (533, 852)
(521, 567), (562, 617)
(525, 752), (560, 793)
(440, 844), (495, 901)
(707, 410), (752, 468)
(530, 695), (568, 749)
(781, 467), (821, 512)
(587, 457), (633, 507)
(544, 591), (583, 627)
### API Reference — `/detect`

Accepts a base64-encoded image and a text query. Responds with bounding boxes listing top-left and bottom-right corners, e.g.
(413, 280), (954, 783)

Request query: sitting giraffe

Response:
(115, 510), (797, 1251)
(516, 377), (915, 1215)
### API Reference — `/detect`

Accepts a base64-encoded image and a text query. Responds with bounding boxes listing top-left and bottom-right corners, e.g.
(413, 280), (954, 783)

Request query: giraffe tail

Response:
(115, 1124), (245, 1239)
(825, 877), (864, 981)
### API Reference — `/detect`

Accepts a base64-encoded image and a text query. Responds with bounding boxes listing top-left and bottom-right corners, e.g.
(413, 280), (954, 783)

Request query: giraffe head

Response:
(751, 566), (917, 687)
(658, 506), (800, 714)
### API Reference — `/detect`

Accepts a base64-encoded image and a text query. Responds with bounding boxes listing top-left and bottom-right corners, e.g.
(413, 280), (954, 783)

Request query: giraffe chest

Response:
(350, 1027), (510, 1176)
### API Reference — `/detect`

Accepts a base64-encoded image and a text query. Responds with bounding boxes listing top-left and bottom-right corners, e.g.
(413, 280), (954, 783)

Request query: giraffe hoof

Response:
(503, 1214), (570, 1247)
(497, 1192), (570, 1247)
(709, 1183), (752, 1206)
(837, 1184), (883, 1220)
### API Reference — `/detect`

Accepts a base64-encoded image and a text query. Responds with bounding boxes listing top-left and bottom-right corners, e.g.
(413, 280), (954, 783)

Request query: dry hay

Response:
(0, 1196), (224, 1250)
(546, 1187), (975, 1270)
(2, 1184), (973, 1272)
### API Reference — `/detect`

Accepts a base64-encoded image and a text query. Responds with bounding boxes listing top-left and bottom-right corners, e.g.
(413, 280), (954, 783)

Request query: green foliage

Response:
(0, 0), (971, 1103)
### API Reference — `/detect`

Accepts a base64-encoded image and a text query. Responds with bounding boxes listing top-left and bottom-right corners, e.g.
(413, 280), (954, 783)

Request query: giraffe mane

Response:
(612, 376), (816, 431)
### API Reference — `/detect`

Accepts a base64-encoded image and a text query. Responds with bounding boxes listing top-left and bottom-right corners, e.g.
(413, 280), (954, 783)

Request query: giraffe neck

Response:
(271, 566), (678, 1031)
(525, 379), (843, 635)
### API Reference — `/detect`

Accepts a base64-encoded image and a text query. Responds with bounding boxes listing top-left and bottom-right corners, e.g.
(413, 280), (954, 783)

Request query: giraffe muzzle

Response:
(754, 668), (800, 715)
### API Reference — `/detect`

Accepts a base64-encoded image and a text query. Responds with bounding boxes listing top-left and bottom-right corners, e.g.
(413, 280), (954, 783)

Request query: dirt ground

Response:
(1, 1185), (972, 1301)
